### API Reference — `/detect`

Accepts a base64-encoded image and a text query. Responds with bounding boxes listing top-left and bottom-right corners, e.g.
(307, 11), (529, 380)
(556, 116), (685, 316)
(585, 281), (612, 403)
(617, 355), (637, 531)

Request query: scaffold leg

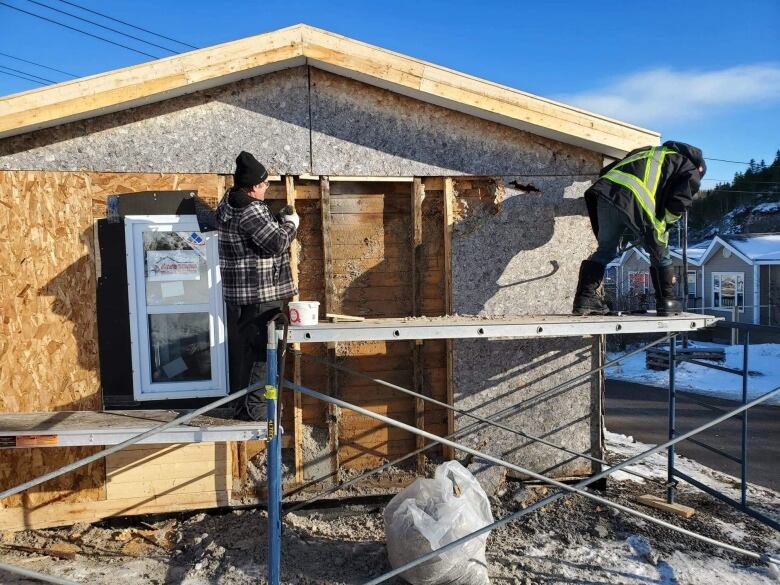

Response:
(667, 335), (677, 504)
(266, 322), (281, 585)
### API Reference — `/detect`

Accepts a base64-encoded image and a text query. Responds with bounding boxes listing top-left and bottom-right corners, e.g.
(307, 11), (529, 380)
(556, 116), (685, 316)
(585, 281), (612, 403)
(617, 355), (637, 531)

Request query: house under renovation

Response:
(0, 24), (661, 530)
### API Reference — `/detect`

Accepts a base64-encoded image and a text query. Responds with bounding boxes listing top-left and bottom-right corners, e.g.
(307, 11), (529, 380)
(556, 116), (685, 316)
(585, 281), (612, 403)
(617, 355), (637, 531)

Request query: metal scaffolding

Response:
(3, 312), (779, 585)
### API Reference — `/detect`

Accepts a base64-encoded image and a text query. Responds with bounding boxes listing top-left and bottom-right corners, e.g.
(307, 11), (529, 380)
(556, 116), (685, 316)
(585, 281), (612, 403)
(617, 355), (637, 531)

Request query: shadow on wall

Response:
(448, 177), (599, 479)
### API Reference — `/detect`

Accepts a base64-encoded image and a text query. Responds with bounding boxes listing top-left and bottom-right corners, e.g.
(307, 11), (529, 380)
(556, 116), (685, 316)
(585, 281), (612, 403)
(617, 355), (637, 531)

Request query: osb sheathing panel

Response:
(0, 170), (104, 508)
(0, 170), (228, 511)
(0, 171), (99, 413)
(309, 68), (599, 176)
(87, 172), (224, 218)
(451, 174), (600, 479)
(0, 68), (311, 175)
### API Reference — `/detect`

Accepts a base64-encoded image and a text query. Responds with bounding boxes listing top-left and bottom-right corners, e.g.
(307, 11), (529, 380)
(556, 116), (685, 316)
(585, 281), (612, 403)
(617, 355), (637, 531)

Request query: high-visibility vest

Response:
(602, 146), (680, 245)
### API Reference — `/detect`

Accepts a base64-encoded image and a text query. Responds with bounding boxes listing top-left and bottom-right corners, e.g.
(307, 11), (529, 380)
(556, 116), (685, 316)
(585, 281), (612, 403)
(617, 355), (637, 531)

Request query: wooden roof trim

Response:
(0, 24), (659, 156)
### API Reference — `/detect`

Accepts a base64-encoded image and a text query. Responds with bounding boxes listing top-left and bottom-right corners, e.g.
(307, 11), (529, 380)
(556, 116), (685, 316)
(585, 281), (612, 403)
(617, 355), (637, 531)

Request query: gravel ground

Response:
(1, 433), (778, 584)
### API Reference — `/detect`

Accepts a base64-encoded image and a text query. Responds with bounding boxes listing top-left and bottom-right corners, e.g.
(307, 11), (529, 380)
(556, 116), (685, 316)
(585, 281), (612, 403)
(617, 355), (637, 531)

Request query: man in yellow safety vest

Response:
(573, 141), (706, 316)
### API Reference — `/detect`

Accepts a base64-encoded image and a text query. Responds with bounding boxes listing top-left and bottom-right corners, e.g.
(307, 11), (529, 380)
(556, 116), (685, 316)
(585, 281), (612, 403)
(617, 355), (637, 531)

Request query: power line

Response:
(702, 179), (780, 183)
(0, 64), (55, 83)
(705, 157), (755, 165)
(0, 68), (46, 85)
(0, 1), (160, 59)
(25, 0), (181, 54)
(53, 0), (199, 50)
(700, 189), (780, 194)
(0, 50), (78, 78)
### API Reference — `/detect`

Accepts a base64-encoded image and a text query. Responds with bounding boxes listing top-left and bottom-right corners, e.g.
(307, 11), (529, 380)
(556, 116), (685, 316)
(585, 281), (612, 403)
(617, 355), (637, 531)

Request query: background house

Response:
(698, 234), (780, 325)
(606, 234), (780, 325)
(0, 25), (659, 529)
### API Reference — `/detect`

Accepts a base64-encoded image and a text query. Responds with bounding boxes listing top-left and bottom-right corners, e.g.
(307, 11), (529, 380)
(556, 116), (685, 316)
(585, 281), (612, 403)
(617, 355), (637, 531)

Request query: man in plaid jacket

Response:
(217, 151), (299, 420)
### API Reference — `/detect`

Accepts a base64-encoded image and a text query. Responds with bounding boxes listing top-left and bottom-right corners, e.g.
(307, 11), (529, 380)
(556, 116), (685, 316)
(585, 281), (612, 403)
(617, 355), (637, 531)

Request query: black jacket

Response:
(585, 141), (705, 242)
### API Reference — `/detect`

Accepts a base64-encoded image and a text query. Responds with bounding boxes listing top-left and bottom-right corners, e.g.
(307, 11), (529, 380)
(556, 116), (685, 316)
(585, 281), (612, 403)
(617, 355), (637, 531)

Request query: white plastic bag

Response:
(384, 461), (494, 585)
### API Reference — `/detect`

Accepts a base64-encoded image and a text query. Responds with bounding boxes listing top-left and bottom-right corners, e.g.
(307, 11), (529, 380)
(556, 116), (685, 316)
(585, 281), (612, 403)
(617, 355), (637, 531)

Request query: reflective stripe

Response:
(665, 210), (681, 223)
(601, 145), (679, 245)
(646, 147), (675, 194)
(611, 148), (653, 171)
(604, 167), (667, 242)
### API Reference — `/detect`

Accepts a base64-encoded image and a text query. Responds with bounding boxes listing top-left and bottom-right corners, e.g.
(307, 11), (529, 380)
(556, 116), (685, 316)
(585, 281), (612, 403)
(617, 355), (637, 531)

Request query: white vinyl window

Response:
(712, 272), (744, 313)
(125, 216), (227, 400)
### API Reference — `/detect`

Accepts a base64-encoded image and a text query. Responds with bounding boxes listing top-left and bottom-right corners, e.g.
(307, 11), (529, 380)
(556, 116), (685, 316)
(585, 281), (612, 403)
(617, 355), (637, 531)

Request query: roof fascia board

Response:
(700, 236), (753, 265)
(0, 57), (306, 139)
(0, 24), (659, 156)
(0, 26), (306, 139)
(669, 249), (703, 266)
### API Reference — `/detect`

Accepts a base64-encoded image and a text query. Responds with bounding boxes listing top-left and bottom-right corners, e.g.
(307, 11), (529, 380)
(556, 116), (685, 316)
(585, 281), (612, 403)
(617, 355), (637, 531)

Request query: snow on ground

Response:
(605, 429), (779, 514)
(607, 341), (780, 405)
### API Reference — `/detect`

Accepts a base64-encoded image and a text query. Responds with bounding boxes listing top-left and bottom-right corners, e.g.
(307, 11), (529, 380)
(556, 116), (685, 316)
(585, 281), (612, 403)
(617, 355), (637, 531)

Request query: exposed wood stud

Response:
(320, 176), (340, 479)
(443, 177), (455, 460)
(411, 178), (426, 471)
(286, 175), (305, 485)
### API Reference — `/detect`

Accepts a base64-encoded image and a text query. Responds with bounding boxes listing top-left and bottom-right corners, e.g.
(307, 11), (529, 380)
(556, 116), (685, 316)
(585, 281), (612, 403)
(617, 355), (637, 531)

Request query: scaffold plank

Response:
(286, 313), (720, 343)
(0, 410), (266, 448)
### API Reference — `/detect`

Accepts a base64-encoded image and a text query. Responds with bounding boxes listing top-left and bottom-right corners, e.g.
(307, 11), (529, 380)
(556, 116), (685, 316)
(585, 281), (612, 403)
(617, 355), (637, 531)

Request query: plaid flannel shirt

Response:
(216, 190), (297, 305)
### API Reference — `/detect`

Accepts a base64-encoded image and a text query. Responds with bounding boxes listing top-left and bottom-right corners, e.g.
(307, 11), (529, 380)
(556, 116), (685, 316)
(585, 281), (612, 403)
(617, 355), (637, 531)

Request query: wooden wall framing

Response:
(0, 169), (453, 528)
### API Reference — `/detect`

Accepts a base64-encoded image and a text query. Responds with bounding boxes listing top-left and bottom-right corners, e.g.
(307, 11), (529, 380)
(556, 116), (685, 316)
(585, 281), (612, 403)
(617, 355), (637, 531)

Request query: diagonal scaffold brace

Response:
(283, 379), (780, 585)
(284, 334), (675, 512)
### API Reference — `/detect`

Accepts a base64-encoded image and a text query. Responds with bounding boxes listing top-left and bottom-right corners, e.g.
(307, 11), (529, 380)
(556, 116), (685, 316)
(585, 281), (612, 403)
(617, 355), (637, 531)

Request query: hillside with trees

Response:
(688, 149), (780, 242)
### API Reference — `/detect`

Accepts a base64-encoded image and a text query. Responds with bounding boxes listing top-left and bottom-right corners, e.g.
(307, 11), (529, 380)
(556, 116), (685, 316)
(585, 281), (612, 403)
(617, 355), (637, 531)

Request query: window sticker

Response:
(147, 250), (201, 281)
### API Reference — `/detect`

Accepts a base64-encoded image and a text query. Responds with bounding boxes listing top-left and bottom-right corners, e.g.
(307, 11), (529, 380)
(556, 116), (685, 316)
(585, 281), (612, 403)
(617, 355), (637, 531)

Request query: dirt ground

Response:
(1, 433), (778, 584)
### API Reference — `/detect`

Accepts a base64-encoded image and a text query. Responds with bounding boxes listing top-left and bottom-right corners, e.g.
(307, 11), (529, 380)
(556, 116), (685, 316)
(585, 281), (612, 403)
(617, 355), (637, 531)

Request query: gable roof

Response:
(608, 247), (650, 268)
(669, 240), (710, 266)
(700, 234), (780, 265)
(0, 25), (658, 156)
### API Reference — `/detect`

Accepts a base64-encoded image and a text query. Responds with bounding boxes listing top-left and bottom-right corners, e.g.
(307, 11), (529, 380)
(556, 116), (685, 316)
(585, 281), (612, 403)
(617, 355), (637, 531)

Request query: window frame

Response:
(687, 270), (697, 297)
(124, 215), (227, 401)
(711, 271), (745, 313)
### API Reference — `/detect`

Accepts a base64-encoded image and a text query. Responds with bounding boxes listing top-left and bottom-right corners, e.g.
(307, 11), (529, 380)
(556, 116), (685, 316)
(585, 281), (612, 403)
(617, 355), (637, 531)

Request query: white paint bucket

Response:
(289, 301), (320, 326)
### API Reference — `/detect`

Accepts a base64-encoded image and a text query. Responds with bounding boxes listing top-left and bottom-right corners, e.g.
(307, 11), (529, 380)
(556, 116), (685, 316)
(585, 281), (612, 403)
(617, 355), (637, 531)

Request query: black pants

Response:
(226, 301), (282, 419)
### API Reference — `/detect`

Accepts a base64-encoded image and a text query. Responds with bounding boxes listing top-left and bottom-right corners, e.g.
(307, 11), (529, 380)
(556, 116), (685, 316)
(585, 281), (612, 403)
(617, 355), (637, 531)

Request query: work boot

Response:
(651, 266), (683, 316)
(572, 260), (610, 316)
(233, 362), (268, 422)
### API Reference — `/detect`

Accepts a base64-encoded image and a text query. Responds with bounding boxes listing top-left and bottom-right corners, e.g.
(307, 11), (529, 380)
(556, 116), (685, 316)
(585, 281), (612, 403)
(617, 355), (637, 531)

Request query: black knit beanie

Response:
(233, 151), (268, 188)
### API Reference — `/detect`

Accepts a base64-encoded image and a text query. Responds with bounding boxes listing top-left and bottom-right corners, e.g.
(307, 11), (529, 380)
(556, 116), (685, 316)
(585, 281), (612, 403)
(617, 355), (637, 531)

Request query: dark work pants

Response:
(588, 198), (672, 268)
(226, 300), (283, 420)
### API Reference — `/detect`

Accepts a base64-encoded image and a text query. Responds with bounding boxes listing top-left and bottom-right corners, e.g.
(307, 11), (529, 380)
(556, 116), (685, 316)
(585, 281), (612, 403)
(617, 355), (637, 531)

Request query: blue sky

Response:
(1, 0), (778, 183)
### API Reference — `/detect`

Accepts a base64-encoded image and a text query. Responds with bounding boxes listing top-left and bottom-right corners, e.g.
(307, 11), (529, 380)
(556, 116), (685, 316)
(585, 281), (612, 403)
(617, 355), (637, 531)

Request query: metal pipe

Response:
(679, 358), (744, 376)
(685, 437), (742, 464)
(286, 380), (780, 577)
(675, 392), (729, 415)
(741, 330), (750, 507)
(0, 383), (262, 502)
(682, 211), (689, 348)
(266, 320), (282, 585)
(667, 336), (677, 504)
(284, 334), (674, 510)
(298, 352), (658, 484)
(672, 468), (779, 531)
(0, 561), (80, 585)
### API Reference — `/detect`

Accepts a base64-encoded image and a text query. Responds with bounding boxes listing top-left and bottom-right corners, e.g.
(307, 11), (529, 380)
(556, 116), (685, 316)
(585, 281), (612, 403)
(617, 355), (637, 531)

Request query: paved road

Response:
(605, 380), (779, 491)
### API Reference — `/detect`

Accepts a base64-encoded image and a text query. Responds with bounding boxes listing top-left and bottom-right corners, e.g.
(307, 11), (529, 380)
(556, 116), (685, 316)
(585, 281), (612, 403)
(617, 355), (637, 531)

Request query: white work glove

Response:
(281, 211), (300, 230)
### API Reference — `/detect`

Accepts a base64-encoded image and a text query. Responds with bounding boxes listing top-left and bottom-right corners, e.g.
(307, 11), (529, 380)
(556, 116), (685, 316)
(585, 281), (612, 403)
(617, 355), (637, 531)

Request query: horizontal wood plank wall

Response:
(326, 181), (448, 469)
(0, 443), (231, 531)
